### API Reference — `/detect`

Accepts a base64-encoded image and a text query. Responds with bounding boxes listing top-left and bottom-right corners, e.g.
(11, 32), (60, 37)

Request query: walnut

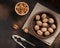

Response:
(34, 25), (39, 31)
(42, 18), (48, 23)
(35, 15), (40, 20)
(13, 24), (19, 30)
(44, 31), (50, 36)
(41, 13), (47, 19)
(51, 24), (56, 29)
(36, 21), (42, 26)
(42, 23), (48, 27)
(37, 30), (43, 35)
(23, 28), (29, 33)
(48, 18), (54, 24)
(41, 28), (47, 32)
(48, 27), (54, 33)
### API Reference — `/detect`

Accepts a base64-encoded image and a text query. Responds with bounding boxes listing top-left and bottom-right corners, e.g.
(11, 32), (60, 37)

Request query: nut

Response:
(41, 28), (47, 32)
(44, 31), (50, 36)
(13, 24), (19, 30)
(51, 24), (56, 29)
(42, 23), (48, 27)
(36, 21), (42, 26)
(42, 18), (48, 23)
(34, 25), (39, 31)
(37, 30), (43, 35)
(23, 28), (29, 33)
(48, 27), (54, 33)
(35, 15), (40, 20)
(48, 18), (54, 24)
(41, 13), (47, 19)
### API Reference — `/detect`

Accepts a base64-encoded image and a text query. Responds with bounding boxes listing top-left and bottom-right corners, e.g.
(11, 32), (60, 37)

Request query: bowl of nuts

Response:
(15, 2), (29, 16)
(30, 12), (58, 39)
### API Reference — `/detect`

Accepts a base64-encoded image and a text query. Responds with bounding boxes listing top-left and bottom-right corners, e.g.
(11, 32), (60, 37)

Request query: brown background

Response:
(0, 0), (60, 48)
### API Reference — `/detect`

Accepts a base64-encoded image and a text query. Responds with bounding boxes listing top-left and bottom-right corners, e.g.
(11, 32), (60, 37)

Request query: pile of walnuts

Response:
(33, 13), (57, 36)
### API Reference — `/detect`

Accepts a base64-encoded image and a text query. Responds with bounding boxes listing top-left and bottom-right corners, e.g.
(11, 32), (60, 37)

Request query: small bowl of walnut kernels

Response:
(15, 2), (29, 16)
(30, 12), (58, 39)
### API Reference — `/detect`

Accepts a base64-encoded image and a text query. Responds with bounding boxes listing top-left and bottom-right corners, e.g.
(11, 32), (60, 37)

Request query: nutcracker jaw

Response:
(12, 35), (26, 48)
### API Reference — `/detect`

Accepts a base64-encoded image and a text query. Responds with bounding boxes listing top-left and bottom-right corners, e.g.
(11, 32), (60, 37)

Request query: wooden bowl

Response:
(30, 12), (58, 39)
(15, 2), (29, 16)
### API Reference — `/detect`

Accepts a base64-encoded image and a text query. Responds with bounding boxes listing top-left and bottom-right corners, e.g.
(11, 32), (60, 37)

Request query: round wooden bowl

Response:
(15, 2), (29, 16)
(30, 12), (58, 39)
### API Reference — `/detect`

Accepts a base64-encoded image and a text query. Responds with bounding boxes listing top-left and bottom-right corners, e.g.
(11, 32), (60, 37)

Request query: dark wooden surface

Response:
(0, 0), (60, 48)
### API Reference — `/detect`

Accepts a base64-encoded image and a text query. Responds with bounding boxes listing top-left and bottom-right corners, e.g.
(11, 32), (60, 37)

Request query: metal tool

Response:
(12, 35), (35, 47)
(12, 35), (26, 48)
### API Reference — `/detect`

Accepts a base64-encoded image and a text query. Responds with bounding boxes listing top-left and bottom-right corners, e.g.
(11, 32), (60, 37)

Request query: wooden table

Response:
(0, 0), (60, 48)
